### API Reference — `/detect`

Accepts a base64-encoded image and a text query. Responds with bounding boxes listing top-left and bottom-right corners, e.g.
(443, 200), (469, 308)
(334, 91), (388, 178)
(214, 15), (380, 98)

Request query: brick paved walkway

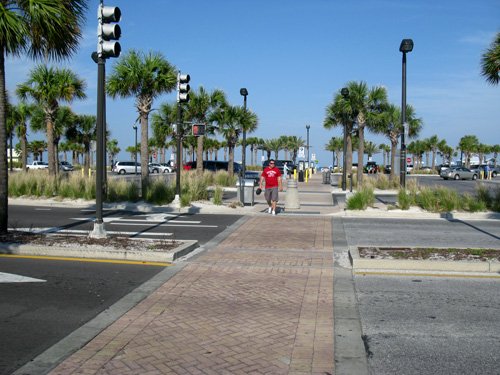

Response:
(50, 215), (334, 375)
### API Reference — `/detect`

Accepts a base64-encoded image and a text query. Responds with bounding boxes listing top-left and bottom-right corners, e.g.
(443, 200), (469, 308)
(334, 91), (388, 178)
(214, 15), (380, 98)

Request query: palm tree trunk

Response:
(228, 145), (235, 176)
(22, 135), (28, 170)
(357, 127), (365, 187)
(140, 113), (149, 195)
(390, 141), (397, 180)
(47, 119), (56, 176)
(196, 135), (203, 174)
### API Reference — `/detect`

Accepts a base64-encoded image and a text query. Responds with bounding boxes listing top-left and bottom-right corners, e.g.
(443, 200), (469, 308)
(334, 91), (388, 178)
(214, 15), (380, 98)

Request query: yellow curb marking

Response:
(0, 254), (171, 267)
(355, 271), (500, 279)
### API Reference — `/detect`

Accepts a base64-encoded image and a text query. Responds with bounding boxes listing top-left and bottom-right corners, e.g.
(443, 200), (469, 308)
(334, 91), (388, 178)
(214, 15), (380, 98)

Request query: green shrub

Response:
(462, 193), (487, 212)
(397, 189), (413, 210)
(346, 187), (374, 210)
(213, 186), (224, 205)
(144, 179), (174, 205)
(106, 178), (140, 202)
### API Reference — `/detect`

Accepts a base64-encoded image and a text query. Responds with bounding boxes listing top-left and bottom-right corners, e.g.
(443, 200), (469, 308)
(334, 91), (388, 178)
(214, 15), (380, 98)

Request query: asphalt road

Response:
(355, 275), (500, 375)
(340, 217), (500, 249)
(336, 216), (500, 375)
(8, 205), (242, 245)
(0, 257), (165, 375)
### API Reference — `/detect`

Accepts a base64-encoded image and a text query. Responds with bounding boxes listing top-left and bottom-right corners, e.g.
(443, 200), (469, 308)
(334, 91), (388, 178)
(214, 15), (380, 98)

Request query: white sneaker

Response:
(272, 210), (276, 215)
(268, 207), (272, 214)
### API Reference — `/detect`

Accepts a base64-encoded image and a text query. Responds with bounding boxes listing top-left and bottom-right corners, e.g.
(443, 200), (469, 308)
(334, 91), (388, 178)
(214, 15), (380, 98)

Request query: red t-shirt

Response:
(261, 167), (282, 188)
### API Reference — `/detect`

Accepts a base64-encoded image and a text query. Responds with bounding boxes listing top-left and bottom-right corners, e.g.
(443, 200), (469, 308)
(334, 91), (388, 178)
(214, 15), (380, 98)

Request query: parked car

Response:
(26, 161), (48, 170)
(262, 160), (296, 175)
(471, 164), (499, 178)
(440, 166), (478, 180)
(384, 165), (391, 174)
(159, 162), (174, 173)
(149, 163), (171, 173)
(59, 161), (74, 171)
(364, 161), (379, 174)
(112, 161), (141, 174)
(183, 160), (242, 173)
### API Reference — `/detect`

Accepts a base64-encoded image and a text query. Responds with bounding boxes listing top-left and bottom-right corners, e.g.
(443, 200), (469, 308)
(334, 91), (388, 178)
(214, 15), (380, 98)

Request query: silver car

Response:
(440, 166), (478, 180)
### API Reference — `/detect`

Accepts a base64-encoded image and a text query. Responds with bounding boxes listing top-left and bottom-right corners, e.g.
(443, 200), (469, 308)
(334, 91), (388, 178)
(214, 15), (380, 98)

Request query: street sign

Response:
(406, 157), (411, 164)
(298, 147), (305, 158)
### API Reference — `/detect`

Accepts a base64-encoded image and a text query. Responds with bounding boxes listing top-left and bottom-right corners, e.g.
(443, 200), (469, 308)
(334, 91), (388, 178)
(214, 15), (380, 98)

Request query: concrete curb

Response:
(349, 246), (500, 274)
(0, 240), (199, 263)
(332, 209), (500, 220)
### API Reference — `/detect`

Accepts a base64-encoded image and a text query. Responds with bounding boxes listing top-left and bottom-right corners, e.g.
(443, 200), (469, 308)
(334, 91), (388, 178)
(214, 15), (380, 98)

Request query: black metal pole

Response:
(342, 123), (347, 191)
(306, 125), (310, 169)
(240, 94), (247, 205)
(175, 104), (182, 197)
(95, 57), (105, 225)
(400, 52), (407, 188)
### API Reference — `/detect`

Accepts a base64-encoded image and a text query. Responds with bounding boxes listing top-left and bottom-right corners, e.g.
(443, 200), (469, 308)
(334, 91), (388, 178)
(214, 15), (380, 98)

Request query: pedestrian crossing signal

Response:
(192, 124), (205, 136)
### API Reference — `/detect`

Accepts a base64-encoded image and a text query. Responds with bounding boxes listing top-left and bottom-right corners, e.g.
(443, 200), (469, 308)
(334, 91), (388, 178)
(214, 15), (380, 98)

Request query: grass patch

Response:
(346, 187), (375, 210)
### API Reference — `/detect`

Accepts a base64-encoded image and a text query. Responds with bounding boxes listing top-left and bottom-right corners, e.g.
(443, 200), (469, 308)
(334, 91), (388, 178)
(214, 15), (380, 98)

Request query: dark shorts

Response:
(264, 187), (279, 202)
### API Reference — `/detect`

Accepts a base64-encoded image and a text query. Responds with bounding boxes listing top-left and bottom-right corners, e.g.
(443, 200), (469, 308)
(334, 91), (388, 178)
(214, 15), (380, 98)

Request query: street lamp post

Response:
(239, 88), (248, 205)
(399, 38), (413, 188)
(306, 125), (310, 169)
(133, 124), (138, 175)
(340, 87), (349, 191)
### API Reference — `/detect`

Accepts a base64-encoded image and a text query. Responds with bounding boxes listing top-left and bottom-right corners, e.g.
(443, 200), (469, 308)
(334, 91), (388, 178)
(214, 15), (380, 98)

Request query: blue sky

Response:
(6, 0), (500, 166)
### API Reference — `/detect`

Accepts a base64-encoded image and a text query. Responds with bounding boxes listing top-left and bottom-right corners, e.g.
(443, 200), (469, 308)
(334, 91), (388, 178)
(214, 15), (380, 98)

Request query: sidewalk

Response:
(43, 173), (337, 375)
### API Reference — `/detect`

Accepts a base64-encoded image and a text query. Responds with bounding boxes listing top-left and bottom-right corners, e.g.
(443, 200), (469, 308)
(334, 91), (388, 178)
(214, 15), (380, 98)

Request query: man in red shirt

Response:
(259, 159), (283, 215)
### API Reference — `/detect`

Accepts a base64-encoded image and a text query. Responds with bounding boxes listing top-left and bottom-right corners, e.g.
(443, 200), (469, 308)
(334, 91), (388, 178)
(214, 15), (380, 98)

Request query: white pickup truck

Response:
(27, 161), (49, 170)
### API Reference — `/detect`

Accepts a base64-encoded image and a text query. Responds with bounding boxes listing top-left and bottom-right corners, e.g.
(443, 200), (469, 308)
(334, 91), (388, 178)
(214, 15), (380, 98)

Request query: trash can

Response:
(298, 170), (304, 182)
(322, 171), (331, 184)
(236, 178), (255, 206)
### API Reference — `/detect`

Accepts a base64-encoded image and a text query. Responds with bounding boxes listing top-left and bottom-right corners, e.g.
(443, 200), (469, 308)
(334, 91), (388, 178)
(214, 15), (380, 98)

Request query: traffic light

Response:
(192, 124), (205, 136)
(99, 5), (121, 58)
(177, 73), (190, 103)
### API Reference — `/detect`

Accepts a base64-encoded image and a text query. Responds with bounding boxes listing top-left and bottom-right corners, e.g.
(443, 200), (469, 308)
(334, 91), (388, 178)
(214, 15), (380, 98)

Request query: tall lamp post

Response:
(306, 125), (310, 169)
(133, 124), (138, 175)
(239, 88), (248, 205)
(399, 38), (413, 188)
(340, 87), (349, 191)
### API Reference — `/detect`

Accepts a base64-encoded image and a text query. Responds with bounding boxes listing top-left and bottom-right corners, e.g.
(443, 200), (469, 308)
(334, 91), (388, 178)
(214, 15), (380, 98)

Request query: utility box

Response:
(236, 179), (255, 206)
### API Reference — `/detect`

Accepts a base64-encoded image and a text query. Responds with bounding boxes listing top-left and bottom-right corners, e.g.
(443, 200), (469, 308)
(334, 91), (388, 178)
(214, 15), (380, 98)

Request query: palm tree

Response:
(379, 143), (391, 168)
(66, 115), (96, 175)
(246, 137), (263, 166)
(481, 32), (500, 85)
(0, 0), (86, 234)
(16, 65), (86, 175)
(364, 141), (379, 160)
(437, 140), (453, 164)
(286, 136), (305, 164)
(8, 102), (36, 170)
(342, 81), (388, 185)
(372, 103), (422, 180)
(211, 105), (243, 176)
(152, 102), (177, 164)
(458, 135), (479, 168)
(325, 137), (343, 168)
(185, 86), (227, 173)
(29, 140), (47, 162)
(107, 139), (121, 167)
(107, 50), (177, 193)
(425, 135), (440, 170)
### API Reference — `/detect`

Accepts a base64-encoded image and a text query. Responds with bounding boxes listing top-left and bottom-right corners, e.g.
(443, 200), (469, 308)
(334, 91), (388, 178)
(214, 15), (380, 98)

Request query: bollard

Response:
(285, 179), (300, 210)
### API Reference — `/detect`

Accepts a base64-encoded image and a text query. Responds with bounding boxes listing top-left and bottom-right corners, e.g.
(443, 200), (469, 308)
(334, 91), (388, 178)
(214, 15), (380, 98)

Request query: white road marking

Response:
(9, 228), (173, 236)
(69, 217), (121, 223)
(0, 272), (46, 283)
(35, 208), (51, 211)
(110, 222), (217, 228)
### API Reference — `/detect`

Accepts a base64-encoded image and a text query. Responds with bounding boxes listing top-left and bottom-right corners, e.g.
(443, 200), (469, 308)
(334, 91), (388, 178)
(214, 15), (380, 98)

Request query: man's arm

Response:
(259, 175), (265, 189)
